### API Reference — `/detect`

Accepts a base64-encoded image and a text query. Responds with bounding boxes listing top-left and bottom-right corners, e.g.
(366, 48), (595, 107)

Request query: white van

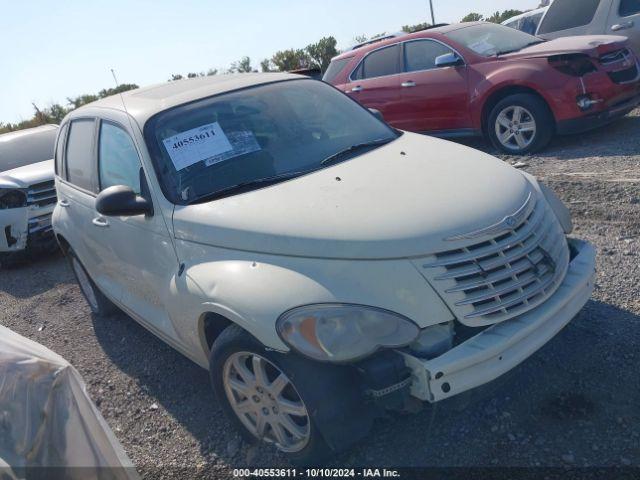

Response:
(538, 0), (640, 54)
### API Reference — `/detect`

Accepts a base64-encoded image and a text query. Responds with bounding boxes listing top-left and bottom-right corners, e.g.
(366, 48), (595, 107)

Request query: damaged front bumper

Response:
(402, 238), (596, 403)
(1, 205), (55, 254)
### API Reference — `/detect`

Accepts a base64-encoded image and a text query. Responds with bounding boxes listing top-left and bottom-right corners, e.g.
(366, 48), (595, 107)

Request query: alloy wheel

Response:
(495, 105), (537, 151)
(222, 352), (311, 452)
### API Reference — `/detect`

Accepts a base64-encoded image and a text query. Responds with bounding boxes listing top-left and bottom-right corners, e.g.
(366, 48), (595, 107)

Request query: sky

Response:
(1, 0), (540, 124)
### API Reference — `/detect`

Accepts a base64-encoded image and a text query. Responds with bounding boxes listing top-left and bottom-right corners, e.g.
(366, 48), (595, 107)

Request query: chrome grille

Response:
(421, 193), (569, 325)
(27, 180), (57, 208)
(28, 213), (53, 234)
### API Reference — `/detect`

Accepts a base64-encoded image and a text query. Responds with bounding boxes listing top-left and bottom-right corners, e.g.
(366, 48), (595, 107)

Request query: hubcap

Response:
(223, 352), (310, 452)
(72, 258), (98, 311)
(495, 105), (537, 151)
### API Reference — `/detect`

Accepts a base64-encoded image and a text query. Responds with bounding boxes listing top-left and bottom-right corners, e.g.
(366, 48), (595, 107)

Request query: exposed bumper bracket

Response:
(403, 238), (596, 403)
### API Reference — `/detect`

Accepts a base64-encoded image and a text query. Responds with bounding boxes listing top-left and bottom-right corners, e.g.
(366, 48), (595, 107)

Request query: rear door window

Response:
(538, 0), (601, 33)
(619, 0), (640, 16)
(403, 40), (454, 72)
(358, 44), (400, 79)
(65, 119), (97, 192)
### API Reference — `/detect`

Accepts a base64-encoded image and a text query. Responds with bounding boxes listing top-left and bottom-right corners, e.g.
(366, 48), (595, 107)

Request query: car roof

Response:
(0, 124), (58, 171)
(332, 22), (480, 61)
(67, 73), (302, 126)
(0, 124), (58, 143)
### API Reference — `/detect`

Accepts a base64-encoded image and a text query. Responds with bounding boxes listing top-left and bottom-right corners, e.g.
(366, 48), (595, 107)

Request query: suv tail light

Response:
(548, 54), (598, 77)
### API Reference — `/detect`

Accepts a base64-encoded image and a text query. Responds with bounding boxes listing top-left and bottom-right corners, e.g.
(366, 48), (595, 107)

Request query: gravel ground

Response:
(1, 109), (639, 478)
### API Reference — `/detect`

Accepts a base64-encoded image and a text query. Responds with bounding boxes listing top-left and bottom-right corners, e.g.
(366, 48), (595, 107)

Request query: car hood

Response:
(172, 132), (533, 259)
(504, 35), (629, 59)
(0, 159), (54, 189)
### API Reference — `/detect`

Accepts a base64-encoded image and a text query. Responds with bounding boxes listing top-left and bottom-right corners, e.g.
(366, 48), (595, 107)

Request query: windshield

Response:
(445, 23), (543, 57)
(144, 79), (398, 204)
(0, 127), (57, 172)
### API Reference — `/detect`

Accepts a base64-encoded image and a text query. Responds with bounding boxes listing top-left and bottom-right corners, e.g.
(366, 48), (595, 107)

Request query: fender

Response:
(166, 241), (455, 367)
(469, 60), (575, 127)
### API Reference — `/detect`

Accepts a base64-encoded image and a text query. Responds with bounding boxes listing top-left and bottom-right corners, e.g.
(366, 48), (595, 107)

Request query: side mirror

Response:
(435, 52), (463, 68)
(95, 185), (153, 217)
(368, 108), (384, 122)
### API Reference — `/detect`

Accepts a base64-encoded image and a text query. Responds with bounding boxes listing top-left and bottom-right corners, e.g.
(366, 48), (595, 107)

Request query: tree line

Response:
(1, 9), (523, 134)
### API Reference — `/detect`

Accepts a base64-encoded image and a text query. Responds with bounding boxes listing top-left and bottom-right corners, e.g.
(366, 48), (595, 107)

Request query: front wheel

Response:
(210, 325), (340, 464)
(488, 93), (554, 155)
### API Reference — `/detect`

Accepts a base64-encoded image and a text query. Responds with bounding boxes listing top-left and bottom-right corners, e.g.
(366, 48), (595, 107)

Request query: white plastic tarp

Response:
(0, 324), (138, 479)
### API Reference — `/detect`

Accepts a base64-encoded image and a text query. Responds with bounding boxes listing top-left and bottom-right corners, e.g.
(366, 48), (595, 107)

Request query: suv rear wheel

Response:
(68, 250), (118, 316)
(488, 93), (554, 154)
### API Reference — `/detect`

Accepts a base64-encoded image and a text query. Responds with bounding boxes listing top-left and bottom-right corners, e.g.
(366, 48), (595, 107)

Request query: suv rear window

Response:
(322, 58), (351, 83)
(538, 0), (600, 33)
(620, 0), (640, 16)
(65, 119), (96, 192)
(352, 44), (400, 80)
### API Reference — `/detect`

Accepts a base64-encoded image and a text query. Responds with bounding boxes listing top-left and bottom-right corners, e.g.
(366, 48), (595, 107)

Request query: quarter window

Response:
(538, 0), (600, 33)
(65, 119), (96, 192)
(620, 0), (640, 16)
(355, 44), (400, 79)
(404, 40), (454, 72)
(98, 122), (142, 194)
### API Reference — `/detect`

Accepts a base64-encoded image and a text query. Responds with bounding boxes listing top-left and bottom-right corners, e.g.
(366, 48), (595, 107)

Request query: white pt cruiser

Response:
(52, 74), (596, 463)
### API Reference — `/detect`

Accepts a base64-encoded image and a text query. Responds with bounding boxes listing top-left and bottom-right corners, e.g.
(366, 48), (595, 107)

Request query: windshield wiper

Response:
(319, 138), (394, 166)
(187, 170), (308, 204)
(496, 40), (546, 56)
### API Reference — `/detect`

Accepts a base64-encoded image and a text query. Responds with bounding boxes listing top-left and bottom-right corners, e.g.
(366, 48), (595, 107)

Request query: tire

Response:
(209, 324), (366, 465)
(68, 249), (118, 317)
(487, 93), (554, 155)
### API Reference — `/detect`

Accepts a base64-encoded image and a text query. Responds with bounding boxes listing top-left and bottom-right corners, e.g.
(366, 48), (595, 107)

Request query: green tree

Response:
(98, 83), (139, 98)
(305, 36), (338, 72)
(229, 56), (254, 73)
(66, 94), (99, 109)
(271, 49), (310, 71)
(260, 59), (274, 72)
(461, 12), (484, 22)
(402, 22), (430, 33)
(206, 68), (218, 76)
(486, 9), (523, 23)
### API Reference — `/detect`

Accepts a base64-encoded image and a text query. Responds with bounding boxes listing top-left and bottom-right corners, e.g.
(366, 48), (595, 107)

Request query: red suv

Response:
(324, 22), (640, 154)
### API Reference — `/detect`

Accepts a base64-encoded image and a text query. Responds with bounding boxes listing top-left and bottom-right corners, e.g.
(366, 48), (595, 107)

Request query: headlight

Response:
(540, 183), (573, 234)
(276, 304), (419, 363)
(0, 189), (27, 209)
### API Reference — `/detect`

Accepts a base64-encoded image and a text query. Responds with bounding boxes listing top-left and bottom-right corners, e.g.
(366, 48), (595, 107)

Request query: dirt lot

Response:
(1, 110), (639, 478)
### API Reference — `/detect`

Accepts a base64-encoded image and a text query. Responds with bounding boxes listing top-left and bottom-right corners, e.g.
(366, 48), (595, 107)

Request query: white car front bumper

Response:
(402, 238), (596, 402)
(1, 204), (55, 253)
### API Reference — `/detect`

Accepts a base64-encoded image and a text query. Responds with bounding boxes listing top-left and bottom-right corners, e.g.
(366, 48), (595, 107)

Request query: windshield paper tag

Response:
(204, 131), (262, 167)
(163, 122), (233, 171)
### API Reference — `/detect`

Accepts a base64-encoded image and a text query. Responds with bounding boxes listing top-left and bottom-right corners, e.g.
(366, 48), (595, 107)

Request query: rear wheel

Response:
(488, 93), (554, 154)
(68, 250), (118, 316)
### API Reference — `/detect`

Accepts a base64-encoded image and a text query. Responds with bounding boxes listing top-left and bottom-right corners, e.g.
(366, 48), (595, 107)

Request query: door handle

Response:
(58, 199), (70, 207)
(612, 21), (634, 31)
(351, 85), (363, 92)
(401, 81), (416, 88)
(92, 217), (109, 228)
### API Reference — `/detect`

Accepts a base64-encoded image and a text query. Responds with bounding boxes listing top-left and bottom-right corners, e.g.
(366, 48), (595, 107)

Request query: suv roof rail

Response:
(347, 23), (450, 51)
(408, 23), (449, 33)
(348, 32), (406, 51)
